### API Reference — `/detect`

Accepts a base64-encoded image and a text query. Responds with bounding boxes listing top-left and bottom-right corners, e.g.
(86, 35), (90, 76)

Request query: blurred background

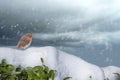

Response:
(0, 0), (120, 67)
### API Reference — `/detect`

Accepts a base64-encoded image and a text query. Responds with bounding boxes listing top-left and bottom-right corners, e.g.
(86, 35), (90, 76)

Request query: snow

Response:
(102, 66), (120, 80)
(0, 46), (119, 80)
(57, 51), (104, 80)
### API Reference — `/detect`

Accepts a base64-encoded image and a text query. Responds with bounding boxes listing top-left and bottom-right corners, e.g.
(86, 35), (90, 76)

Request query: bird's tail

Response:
(16, 44), (19, 48)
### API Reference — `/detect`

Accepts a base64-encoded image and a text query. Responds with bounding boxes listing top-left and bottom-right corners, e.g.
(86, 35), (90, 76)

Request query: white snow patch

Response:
(58, 51), (104, 80)
(102, 66), (120, 80)
(1, 46), (118, 80)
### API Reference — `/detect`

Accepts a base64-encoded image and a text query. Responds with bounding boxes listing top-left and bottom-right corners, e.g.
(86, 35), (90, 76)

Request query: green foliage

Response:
(40, 58), (44, 64)
(63, 77), (72, 80)
(0, 58), (56, 80)
(114, 73), (120, 77)
(114, 73), (120, 80)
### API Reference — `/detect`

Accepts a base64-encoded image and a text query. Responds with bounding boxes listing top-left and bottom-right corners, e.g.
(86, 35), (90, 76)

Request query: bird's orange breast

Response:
(29, 36), (32, 40)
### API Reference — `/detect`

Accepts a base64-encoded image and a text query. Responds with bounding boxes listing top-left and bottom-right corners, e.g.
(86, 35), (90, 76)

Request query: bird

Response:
(16, 33), (33, 49)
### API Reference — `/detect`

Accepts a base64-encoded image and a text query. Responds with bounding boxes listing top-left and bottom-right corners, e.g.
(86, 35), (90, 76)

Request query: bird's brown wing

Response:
(16, 36), (31, 48)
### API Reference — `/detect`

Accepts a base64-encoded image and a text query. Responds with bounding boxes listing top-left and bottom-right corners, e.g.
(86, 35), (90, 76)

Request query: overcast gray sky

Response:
(0, 0), (120, 67)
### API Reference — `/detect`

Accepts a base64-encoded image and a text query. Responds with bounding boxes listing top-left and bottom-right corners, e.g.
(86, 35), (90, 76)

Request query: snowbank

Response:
(102, 66), (120, 80)
(0, 46), (119, 80)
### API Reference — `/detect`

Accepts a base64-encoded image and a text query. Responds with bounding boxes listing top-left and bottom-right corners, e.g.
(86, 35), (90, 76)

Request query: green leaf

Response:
(33, 66), (44, 74)
(20, 69), (28, 79)
(44, 66), (49, 74)
(114, 73), (120, 77)
(6, 64), (15, 71)
(63, 77), (72, 80)
(1, 59), (7, 64)
(49, 70), (55, 80)
(15, 65), (22, 72)
(40, 58), (44, 64)
(1, 59), (7, 67)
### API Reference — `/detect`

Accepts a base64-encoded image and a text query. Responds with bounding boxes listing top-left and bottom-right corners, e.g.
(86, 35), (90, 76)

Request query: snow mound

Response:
(102, 66), (120, 80)
(0, 46), (105, 80)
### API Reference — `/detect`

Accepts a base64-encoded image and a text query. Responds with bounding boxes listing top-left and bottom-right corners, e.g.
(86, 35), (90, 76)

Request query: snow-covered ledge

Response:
(102, 66), (120, 80)
(0, 46), (119, 80)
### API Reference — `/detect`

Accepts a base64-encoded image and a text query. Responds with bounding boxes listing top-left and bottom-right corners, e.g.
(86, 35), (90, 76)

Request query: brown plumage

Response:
(16, 33), (32, 49)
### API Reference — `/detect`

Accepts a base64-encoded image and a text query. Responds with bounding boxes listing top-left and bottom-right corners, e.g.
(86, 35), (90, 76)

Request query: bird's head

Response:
(26, 33), (32, 39)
